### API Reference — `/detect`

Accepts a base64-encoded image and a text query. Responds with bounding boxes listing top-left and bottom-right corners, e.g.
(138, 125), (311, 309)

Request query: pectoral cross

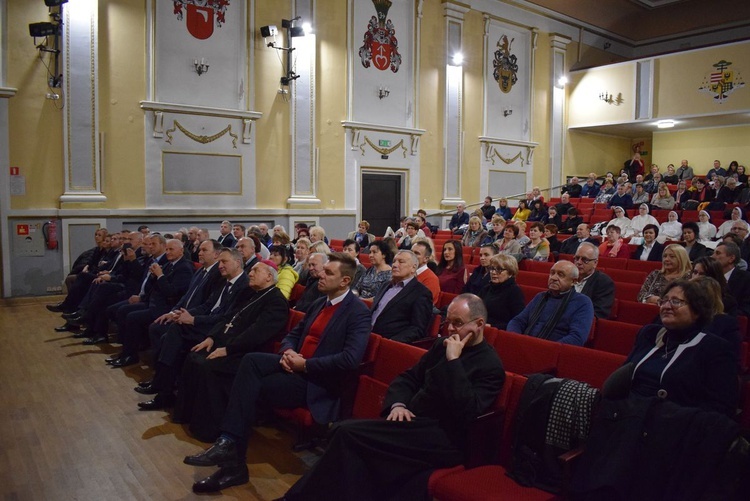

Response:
(224, 322), (233, 334)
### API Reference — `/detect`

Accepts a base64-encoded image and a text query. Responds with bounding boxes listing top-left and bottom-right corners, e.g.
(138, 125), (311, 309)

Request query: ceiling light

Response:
(656, 120), (675, 129)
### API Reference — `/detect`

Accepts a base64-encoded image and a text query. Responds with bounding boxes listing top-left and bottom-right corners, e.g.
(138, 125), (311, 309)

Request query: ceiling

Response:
(569, 112), (750, 139)
(518, 0), (750, 46)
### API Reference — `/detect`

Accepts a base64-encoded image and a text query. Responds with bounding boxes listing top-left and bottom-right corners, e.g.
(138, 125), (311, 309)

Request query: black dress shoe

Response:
(82, 336), (108, 345)
(54, 323), (74, 333)
(109, 354), (138, 368)
(66, 316), (86, 328)
(184, 437), (238, 467)
(72, 330), (89, 339)
(105, 353), (121, 363)
(138, 393), (174, 411)
(134, 384), (157, 395)
(192, 463), (249, 493)
(138, 379), (153, 388)
(61, 311), (81, 320)
(46, 302), (65, 313)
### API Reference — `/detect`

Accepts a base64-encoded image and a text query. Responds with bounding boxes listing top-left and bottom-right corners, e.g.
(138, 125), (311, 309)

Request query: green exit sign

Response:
(379, 140), (391, 147)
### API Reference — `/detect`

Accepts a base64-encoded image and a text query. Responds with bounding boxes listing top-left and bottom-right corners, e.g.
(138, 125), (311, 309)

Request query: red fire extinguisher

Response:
(43, 220), (58, 250)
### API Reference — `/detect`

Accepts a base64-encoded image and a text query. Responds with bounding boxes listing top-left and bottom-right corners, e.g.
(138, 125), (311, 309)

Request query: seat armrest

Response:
(558, 445), (585, 498)
(464, 409), (506, 468)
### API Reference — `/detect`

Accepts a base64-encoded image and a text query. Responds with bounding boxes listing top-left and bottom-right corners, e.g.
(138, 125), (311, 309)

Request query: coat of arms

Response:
(698, 60), (745, 103)
(493, 35), (518, 94)
(359, 0), (402, 73)
(173, 0), (230, 40)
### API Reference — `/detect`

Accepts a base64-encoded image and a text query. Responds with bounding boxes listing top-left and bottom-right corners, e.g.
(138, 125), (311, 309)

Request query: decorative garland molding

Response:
(342, 121), (425, 156)
(479, 136), (538, 166)
(165, 121), (239, 148)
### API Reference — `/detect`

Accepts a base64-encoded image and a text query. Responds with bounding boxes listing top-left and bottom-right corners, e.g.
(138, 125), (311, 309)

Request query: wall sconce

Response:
(503, 107), (513, 117)
(599, 91), (623, 105)
(378, 86), (390, 100)
(194, 58), (209, 76)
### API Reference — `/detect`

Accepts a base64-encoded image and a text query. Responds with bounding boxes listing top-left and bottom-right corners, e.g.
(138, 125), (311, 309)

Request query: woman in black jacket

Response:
(478, 254), (525, 329)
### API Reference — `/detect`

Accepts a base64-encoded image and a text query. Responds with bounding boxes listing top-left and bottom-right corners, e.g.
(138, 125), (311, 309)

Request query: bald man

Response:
(507, 260), (594, 346)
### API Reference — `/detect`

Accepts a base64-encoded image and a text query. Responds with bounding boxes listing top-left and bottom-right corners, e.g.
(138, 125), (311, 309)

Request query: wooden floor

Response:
(0, 296), (313, 500)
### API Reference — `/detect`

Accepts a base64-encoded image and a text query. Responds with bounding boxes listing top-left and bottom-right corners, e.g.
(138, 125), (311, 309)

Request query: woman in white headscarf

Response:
(606, 206), (632, 236)
(716, 207), (743, 239)
(697, 210), (718, 241)
(627, 203), (659, 238)
(657, 211), (683, 243)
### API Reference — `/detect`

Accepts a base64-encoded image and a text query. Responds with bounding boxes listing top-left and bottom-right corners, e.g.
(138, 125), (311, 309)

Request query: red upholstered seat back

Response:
(616, 300), (659, 325)
(555, 344), (626, 389)
(372, 337), (427, 385)
(493, 330), (559, 376)
(592, 319), (642, 356)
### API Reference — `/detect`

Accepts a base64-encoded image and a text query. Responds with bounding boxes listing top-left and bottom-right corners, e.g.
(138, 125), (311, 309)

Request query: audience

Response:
(657, 211), (683, 243)
(599, 225), (630, 259)
(559, 223), (598, 256)
(632, 224), (664, 262)
(495, 223), (522, 256)
(712, 242), (750, 315)
(628, 204), (658, 237)
(411, 241), (441, 305)
(521, 222), (551, 262)
(461, 216), (488, 248)
(573, 242), (615, 319)
(682, 222), (710, 261)
(464, 243), (496, 295)
(697, 210), (717, 241)
(268, 245), (298, 300)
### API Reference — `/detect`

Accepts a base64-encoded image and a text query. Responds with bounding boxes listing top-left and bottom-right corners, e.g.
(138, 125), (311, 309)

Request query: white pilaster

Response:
(549, 34), (571, 196)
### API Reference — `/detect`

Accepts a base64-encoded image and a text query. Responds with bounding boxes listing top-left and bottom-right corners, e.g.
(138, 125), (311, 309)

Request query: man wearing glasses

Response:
(277, 293), (505, 501)
(507, 260), (594, 345)
(572, 242), (615, 319)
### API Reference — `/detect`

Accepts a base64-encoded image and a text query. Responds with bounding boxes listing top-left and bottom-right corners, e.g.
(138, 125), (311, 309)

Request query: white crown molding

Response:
(140, 101), (262, 120)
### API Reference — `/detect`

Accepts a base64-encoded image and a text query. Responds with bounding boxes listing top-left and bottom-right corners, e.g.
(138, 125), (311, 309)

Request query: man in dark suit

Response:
(293, 252), (327, 313)
(137, 247), (250, 409)
(235, 237), (258, 273)
(173, 261), (290, 441)
(370, 250), (434, 343)
(449, 203), (470, 234)
(713, 242), (750, 316)
(216, 220), (237, 248)
(559, 223), (599, 256)
(573, 242), (615, 319)
(183, 253), (371, 493)
(109, 238), (195, 367)
(146, 239), (225, 358)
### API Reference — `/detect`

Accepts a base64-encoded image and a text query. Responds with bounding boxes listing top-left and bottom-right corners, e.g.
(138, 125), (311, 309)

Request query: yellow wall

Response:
(7, 1), (65, 210)
(655, 41), (750, 118)
(98, 0), (145, 208)
(652, 125), (750, 176)
(531, 32), (551, 189)
(565, 130), (631, 177)
(460, 9), (484, 204)
(417, 0), (444, 209)
(568, 61), (636, 127)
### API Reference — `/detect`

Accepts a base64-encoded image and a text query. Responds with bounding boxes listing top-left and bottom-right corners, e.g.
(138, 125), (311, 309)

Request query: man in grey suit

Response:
(573, 242), (615, 319)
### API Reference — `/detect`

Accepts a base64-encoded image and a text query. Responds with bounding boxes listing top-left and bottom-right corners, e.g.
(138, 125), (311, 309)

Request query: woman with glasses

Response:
(637, 244), (691, 303)
(716, 207), (744, 239)
(478, 254), (525, 329)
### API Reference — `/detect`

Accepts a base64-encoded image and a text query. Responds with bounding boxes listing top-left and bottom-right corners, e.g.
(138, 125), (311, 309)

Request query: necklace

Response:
(223, 286), (276, 334)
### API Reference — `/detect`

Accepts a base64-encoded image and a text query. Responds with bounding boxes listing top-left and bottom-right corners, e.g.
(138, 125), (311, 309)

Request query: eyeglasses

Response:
(573, 256), (597, 264)
(488, 266), (507, 273)
(443, 317), (481, 330)
(657, 297), (688, 309)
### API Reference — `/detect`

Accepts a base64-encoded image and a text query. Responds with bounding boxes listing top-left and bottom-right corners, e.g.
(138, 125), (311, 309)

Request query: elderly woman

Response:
(347, 220), (376, 249)
(309, 240), (331, 255)
(606, 206), (631, 235)
(268, 245), (299, 300)
(696, 210), (717, 241)
(628, 204), (658, 238)
(495, 224), (523, 256)
(599, 225), (631, 259)
(436, 240), (466, 294)
(637, 244), (692, 304)
(461, 216), (488, 248)
(479, 255), (525, 329)
(657, 211), (683, 243)
(512, 200), (531, 221)
(309, 226), (326, 243)
(521, 222), (550, 262)
(673, 179), (690, 207)
(293, 237), (312, 279)
(594, 179), (616, 204)
(354, 241), (393, 299)
(632, 224), (664, 262)
(716, 207), (743, 239)
(651, 183), (676, 210)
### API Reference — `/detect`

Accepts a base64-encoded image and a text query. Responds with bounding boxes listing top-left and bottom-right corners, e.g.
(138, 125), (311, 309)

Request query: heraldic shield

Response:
(493, 35), (518, 94)
(359, 0), (402, 73)
(187, 4), (214, 40)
